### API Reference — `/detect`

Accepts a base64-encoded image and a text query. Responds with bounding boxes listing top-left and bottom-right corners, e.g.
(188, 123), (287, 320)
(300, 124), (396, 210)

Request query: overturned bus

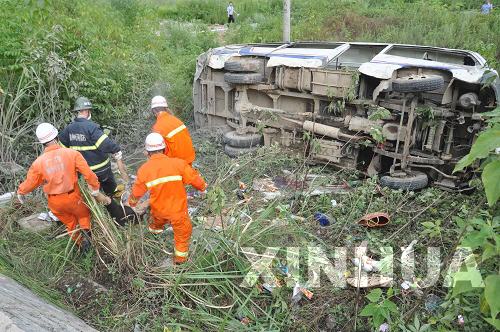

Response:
(193, 42), (499, 191)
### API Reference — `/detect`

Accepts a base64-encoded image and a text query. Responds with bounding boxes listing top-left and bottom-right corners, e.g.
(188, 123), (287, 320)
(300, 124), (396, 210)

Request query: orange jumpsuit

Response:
(18, 145), (100, 243)
(152, 111), (196, 164)
(128, 153), (206, 263)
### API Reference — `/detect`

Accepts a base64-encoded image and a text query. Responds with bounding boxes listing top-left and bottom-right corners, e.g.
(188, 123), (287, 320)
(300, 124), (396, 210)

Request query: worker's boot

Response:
(79, 230), (92, 255)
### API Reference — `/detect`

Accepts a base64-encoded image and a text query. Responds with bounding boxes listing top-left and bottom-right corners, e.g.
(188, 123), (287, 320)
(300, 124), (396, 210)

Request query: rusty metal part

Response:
(409, 164), (458, 179)
(392, 98), (407, 167)
(444, 125), (454, 155)
(424, 125), (436, 151)
(303, 120), (365, 142)
(401, 98), (418, 169)
(432, 120), (446, 152)
(374, 148), (444, 165)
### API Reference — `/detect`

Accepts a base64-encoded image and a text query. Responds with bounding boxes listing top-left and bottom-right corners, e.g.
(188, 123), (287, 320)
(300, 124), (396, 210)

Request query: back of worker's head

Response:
(145, 132), (166, 155)
(36, 123), (59, 146)
(74, 96), (93, 120)
(151, 95), (168, 115)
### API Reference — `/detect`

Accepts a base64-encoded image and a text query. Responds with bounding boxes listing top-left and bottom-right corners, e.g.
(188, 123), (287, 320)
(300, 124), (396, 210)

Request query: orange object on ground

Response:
(152, 111), (196, 164)
(357, 212), (390, 228)
(128, 153), (206, 263)
(18, 145), (99, 243)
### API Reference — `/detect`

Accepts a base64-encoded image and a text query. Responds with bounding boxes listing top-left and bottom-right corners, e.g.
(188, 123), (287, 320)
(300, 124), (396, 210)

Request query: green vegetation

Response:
(0, 0), (499, 331)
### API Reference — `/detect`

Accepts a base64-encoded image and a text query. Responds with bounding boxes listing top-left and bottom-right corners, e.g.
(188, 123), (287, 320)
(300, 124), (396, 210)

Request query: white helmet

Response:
(145, 133), (166, 152)
(36, 123), (58, 144)
(151, 95), (168, 109)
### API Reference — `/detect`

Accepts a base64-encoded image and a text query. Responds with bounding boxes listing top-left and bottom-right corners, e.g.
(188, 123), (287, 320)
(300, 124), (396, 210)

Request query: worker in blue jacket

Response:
(59, 97), (130, 196)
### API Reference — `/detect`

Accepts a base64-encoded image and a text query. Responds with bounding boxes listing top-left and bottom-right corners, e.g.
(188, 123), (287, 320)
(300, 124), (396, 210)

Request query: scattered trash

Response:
(237, 181), (247, 200)
(48, 211), (59, 221)
(277, 265), (289, 276)
(261, 282), (278, 293)
(252, 177), (282, 201)
(273, 175), (305, 190)
(346, 276), (393, 288)
(314, 212), (331, 227)
(309, 184), (351, 196)
(358, 212), (390, 228)
(379, 322), (390, 332)
(401, 281), (411, 290)
(0, 192), (15, 206)
(425, 294), (443, 312)
(301, 287), (313, 300)
(401, 240), (418, 257)
(291, 283), (314, 303)
(330, 199), (338, 208)
(292, 283), (302, 303)
(352, 256), (381, 273)
(457, 314), (465, 326)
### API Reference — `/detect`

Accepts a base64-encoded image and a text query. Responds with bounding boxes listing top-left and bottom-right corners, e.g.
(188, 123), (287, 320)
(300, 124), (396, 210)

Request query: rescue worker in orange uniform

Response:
(17, 123), (108, 252)
(151, 96), (196, 165)
(128, 133), (207, 264)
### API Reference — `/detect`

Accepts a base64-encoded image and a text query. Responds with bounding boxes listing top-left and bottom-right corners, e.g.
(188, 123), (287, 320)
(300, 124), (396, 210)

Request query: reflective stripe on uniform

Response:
(145, 175), (182, 188)
(94, 134), (108, 148)
(166, 124), (186, 139)
(148, 226), (164, 234)
(89, 158), (110, 171)
(174, 249), (188, 257)
(69, 134), (108, 151)
(70, 145), (97, 151)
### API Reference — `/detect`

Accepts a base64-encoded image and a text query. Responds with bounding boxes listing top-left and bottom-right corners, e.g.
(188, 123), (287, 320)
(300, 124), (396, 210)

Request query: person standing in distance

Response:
(227, 2), (237, 24)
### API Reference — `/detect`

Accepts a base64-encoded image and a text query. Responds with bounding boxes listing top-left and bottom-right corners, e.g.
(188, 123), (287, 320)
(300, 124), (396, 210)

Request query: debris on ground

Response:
(17, 213), (53, 232)
(346, 276), (393, 288)
(0, 192), (15, 206)
(37, 211), (60, 222)
(351, 255), (381, 273)
(314, 212), (331, 227)
(252, 177), (281, 200)
(309, 183), (351, 196)
(357, 212), (390, 228)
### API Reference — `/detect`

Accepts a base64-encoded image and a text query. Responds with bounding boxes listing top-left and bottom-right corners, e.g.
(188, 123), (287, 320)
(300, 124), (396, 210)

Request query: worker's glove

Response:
(89, 188), (100, 197)
(113, 151), (123, 161)
(17, 194), (25, 204)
